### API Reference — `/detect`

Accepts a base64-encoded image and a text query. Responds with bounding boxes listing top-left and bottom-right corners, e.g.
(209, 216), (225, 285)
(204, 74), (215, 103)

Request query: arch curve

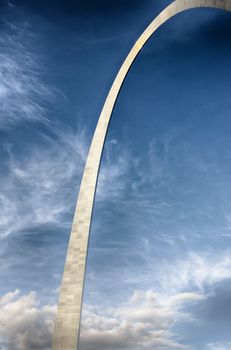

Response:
(52, 1), (231, 349)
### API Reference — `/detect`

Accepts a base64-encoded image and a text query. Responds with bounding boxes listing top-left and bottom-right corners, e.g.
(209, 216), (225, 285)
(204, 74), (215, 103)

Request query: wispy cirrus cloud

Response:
(116, 248), (231, 296)
(205, 343), (231, 350)
(0, 130), (134, 239)
(0, 6), (54, 128)
(0, 129), (87, 238)
(96, 139), (132, 201)
(153, 250), (231, 294)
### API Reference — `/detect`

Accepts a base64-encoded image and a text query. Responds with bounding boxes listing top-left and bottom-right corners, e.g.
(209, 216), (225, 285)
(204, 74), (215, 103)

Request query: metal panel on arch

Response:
(52, 1), (231, 349)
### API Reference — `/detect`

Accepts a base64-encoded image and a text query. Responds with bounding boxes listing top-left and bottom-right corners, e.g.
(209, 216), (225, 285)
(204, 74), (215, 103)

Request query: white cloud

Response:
(80, 248), (231, 350)
(1, 249), (230, 350)
(86, 248), (231, 348)
(205, 343), (231, 350)
(0, 7), (55, 128)
(96, 139), (132, 201)
(0, 131), (133, 239)
(0, 288), (202, 350)
(0, 290), (56, 350)
(154, 251), (231, 294)
(80, 289), (203, 350)
(0, 129), (88, 238)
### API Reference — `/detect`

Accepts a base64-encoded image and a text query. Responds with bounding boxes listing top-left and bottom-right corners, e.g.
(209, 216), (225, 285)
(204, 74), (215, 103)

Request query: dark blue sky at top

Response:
(1, 0), (231, 349)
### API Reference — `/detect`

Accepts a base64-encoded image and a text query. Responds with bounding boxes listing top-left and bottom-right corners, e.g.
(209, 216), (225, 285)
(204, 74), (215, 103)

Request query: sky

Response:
(0, 0), (231, 349)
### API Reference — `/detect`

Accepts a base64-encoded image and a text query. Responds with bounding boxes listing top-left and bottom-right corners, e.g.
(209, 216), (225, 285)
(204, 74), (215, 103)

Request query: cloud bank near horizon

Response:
(2, 247), (231, 349)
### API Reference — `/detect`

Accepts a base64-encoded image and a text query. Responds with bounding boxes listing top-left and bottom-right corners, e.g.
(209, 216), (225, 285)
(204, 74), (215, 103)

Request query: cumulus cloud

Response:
(0, 265), (229, 350)
(0, 290), (56, 350)
(79, 289), (203, 350)
(0, 288), (202, 350)
(0, 5), (54, 128)
(82, 249), (231, 350)
(1, 237), (230, 350)
(80, 249), (231, 350)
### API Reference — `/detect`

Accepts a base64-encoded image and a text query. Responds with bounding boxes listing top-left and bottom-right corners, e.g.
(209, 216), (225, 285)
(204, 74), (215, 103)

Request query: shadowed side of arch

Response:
(52, 1), (231, 349)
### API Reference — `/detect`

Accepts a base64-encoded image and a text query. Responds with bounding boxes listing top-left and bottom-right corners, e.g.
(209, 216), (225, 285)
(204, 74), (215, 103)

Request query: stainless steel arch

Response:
(52, 1), (231, 349)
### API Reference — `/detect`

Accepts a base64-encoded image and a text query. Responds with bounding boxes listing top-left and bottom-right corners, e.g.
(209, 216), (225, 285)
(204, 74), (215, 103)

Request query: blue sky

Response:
(0, 0), (231, 349)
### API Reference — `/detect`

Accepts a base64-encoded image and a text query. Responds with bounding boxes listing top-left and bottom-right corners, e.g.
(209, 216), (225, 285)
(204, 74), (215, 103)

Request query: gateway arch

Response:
(52, 1), (231, 349)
